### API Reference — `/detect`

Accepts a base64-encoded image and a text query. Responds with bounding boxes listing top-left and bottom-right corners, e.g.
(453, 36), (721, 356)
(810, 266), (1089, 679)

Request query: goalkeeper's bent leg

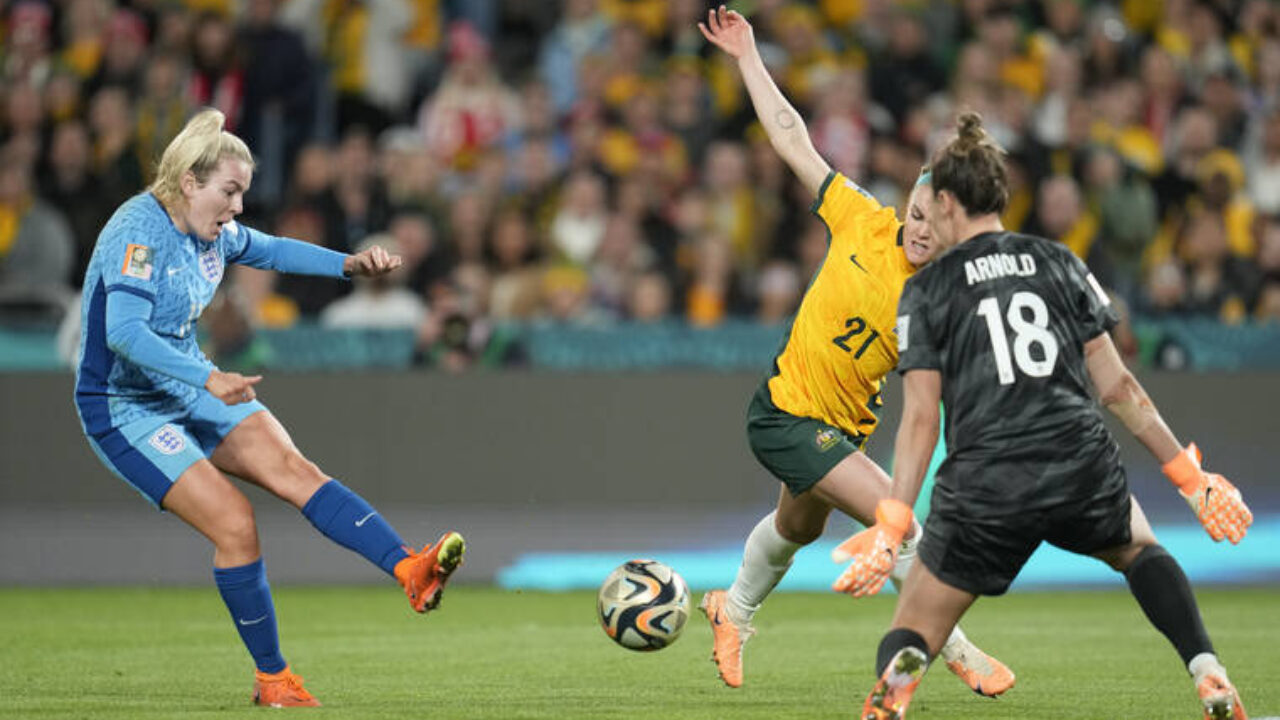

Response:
(1124, 544), (1214, 666)
(891, 536), (1017, 698)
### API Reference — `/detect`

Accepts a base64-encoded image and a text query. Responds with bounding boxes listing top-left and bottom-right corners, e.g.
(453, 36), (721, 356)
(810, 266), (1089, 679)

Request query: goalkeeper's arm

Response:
(1084, 332), (1252, 543)
(889, 369), (943, 510)
(1084, 332), (1180, 463)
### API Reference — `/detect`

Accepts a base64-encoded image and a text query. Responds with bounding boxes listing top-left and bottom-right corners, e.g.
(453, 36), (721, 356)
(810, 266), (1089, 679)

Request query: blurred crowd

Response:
(3, 0), (1280, 370)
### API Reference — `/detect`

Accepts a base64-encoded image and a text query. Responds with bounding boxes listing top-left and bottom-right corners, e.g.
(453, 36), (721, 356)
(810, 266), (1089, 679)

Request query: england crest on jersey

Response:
(149, 424), (186, 455)
(199, 248), (223, 284)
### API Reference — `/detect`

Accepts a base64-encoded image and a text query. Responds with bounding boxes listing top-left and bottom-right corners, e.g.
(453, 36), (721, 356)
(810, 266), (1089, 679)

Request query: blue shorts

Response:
(84, 391), (266, 508)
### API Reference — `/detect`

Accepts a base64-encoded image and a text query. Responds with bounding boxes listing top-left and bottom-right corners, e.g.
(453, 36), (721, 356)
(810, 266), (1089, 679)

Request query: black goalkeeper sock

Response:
(1124, 544), (1214, 666)
(876, 627), (930, 677)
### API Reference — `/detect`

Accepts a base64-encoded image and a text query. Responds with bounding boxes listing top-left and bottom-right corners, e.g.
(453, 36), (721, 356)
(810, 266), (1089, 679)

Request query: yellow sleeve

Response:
(810, 171), (892, 242)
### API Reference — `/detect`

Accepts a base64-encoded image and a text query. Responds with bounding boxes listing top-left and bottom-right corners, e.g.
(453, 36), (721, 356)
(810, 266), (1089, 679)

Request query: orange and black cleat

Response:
(252, 666), (321, 708)
(394, 531), (466, 613)
(862, 647), (927, 720)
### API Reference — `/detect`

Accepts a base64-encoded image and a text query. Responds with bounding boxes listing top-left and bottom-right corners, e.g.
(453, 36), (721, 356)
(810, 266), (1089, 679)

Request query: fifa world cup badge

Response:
(122, 244), (153, 280)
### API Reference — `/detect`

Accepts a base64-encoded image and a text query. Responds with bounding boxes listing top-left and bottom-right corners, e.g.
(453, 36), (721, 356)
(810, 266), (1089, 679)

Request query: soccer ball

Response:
(596, 559), (691, 651)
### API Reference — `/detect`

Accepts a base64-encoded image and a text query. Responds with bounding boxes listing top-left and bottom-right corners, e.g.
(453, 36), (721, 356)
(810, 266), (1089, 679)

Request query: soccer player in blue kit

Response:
(73, 109), (465, 707)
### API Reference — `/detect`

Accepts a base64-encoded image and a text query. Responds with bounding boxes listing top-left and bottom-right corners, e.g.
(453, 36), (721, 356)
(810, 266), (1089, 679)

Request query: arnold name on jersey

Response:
(964, 252), (1037, 286)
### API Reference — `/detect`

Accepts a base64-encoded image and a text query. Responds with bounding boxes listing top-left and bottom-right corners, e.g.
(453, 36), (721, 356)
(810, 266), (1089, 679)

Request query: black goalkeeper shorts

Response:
(917, 450), (1133, 596)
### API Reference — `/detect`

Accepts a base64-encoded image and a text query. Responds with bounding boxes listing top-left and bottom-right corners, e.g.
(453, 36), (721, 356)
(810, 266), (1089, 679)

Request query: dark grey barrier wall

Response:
(2, 371), (1277, 508)
(2, 372), (777, 506)
(1, 370), (1276, 586)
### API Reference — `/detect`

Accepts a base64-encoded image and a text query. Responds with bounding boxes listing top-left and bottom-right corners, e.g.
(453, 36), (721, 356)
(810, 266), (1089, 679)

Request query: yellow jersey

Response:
(767, 172), (916, 443)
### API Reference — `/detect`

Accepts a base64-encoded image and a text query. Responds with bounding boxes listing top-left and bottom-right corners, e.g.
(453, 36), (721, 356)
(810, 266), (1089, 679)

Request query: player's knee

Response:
(281, 449), (325, 485)
(1103, 538), (1158, 573)
(1118, 542), (1168, 576)
(214, 502), (260, 557)
(774, 515), (823, 545)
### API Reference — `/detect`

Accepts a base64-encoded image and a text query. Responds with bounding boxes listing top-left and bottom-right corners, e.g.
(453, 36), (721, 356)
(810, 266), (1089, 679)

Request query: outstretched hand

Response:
(699, 5), (756, 60)
(831, 499), (914, 597)
(831, 524), (900, 597)
(1163, 444), (1252, 544)
(344, 244), (403, 278)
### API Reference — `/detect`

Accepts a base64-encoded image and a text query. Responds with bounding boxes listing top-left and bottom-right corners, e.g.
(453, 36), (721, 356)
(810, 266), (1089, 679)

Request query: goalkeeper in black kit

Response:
(833, 112), (1254, 720)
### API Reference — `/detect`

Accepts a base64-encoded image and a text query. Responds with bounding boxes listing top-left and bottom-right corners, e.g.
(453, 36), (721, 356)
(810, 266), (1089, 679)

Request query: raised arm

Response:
(1085, 332), (1252, 543)
(700, 5), (830, 195)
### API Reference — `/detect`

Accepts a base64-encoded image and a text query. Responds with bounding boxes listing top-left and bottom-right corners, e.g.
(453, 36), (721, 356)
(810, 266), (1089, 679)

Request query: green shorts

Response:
(746, 381), (867, 496)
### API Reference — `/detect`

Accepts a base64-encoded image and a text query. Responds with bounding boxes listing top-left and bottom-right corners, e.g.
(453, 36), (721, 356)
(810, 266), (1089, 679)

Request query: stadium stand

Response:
(1, 0), (1279, 370)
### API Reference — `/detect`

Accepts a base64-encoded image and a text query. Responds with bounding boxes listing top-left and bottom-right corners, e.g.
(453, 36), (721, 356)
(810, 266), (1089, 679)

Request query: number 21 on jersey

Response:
(977, 291), (1059, 385)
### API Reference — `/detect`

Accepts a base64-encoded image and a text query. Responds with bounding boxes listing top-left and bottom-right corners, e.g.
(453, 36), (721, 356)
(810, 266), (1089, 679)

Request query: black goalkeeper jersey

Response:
(896, 231), (1120, 474)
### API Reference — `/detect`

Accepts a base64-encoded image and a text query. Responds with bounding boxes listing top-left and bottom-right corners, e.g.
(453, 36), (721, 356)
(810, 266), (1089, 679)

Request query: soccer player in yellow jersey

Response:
(696, 6), (1015, 696)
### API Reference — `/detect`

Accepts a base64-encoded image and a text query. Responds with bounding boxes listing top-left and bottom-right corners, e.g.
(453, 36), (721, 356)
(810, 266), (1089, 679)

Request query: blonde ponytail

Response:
(149, 108), (255, 209)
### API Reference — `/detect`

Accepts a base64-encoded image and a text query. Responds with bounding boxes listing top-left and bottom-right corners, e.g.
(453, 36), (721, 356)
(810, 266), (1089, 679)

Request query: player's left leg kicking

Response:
(701, 450), (1012, 695)
(210, 408), (466, 616)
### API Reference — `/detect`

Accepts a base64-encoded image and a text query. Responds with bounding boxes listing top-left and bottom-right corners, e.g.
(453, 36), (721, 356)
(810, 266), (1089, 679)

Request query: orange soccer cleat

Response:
(862, 647), (927, 720)
(943, 638), (1016, 697)
(252, 666), (321, 708)
(698, 590), (755, 688)
(394, 531), (466, 613)
(1198, 672), (1248, 720)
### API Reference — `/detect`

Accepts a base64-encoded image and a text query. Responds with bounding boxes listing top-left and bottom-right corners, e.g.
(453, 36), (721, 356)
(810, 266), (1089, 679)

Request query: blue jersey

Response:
(75, 192), (345, 433)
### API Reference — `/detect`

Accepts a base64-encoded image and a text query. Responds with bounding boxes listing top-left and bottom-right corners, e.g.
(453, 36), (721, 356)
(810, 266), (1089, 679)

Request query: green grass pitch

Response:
(1, 586), (1276, 719)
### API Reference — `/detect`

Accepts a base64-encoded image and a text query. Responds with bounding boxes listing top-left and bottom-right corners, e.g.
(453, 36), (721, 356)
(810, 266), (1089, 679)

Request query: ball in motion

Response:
(596, 559), (691, 651)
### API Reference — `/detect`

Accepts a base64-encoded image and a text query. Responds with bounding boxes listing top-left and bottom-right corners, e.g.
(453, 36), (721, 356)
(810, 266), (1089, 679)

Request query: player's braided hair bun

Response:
(932, 111), (1009, 216)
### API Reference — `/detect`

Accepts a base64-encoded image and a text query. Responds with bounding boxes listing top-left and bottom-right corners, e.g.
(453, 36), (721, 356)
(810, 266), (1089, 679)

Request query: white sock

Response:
(726, 511), (802, 624)
(939, 624), (970, 662)
(888, 519), (923, 592)
(1188, 652), (1226, 681)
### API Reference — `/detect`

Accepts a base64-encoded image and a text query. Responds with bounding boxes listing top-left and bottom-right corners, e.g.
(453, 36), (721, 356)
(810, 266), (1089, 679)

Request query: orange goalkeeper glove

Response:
(831, 498), (913, 597)
(1162, 443), (1252, 544)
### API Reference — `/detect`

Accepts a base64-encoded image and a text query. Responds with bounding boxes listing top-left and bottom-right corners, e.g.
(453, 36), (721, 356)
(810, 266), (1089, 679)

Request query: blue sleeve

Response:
(227, 223), (347, 278)
(105, 289), (213, 388)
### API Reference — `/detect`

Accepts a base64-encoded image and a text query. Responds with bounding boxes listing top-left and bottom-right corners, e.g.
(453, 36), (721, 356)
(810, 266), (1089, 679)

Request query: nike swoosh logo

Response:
(354, 511), (377, 527)
(849, 254), (867, 273)
(238, 615), (268, 626)
(168, 267), (181, 276)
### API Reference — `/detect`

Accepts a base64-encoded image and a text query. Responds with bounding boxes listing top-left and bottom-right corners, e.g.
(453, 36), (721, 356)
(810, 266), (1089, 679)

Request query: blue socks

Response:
(301, 479), (410, 576)
(215, 480), (407, 675)
(214, 558), (286, 674)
